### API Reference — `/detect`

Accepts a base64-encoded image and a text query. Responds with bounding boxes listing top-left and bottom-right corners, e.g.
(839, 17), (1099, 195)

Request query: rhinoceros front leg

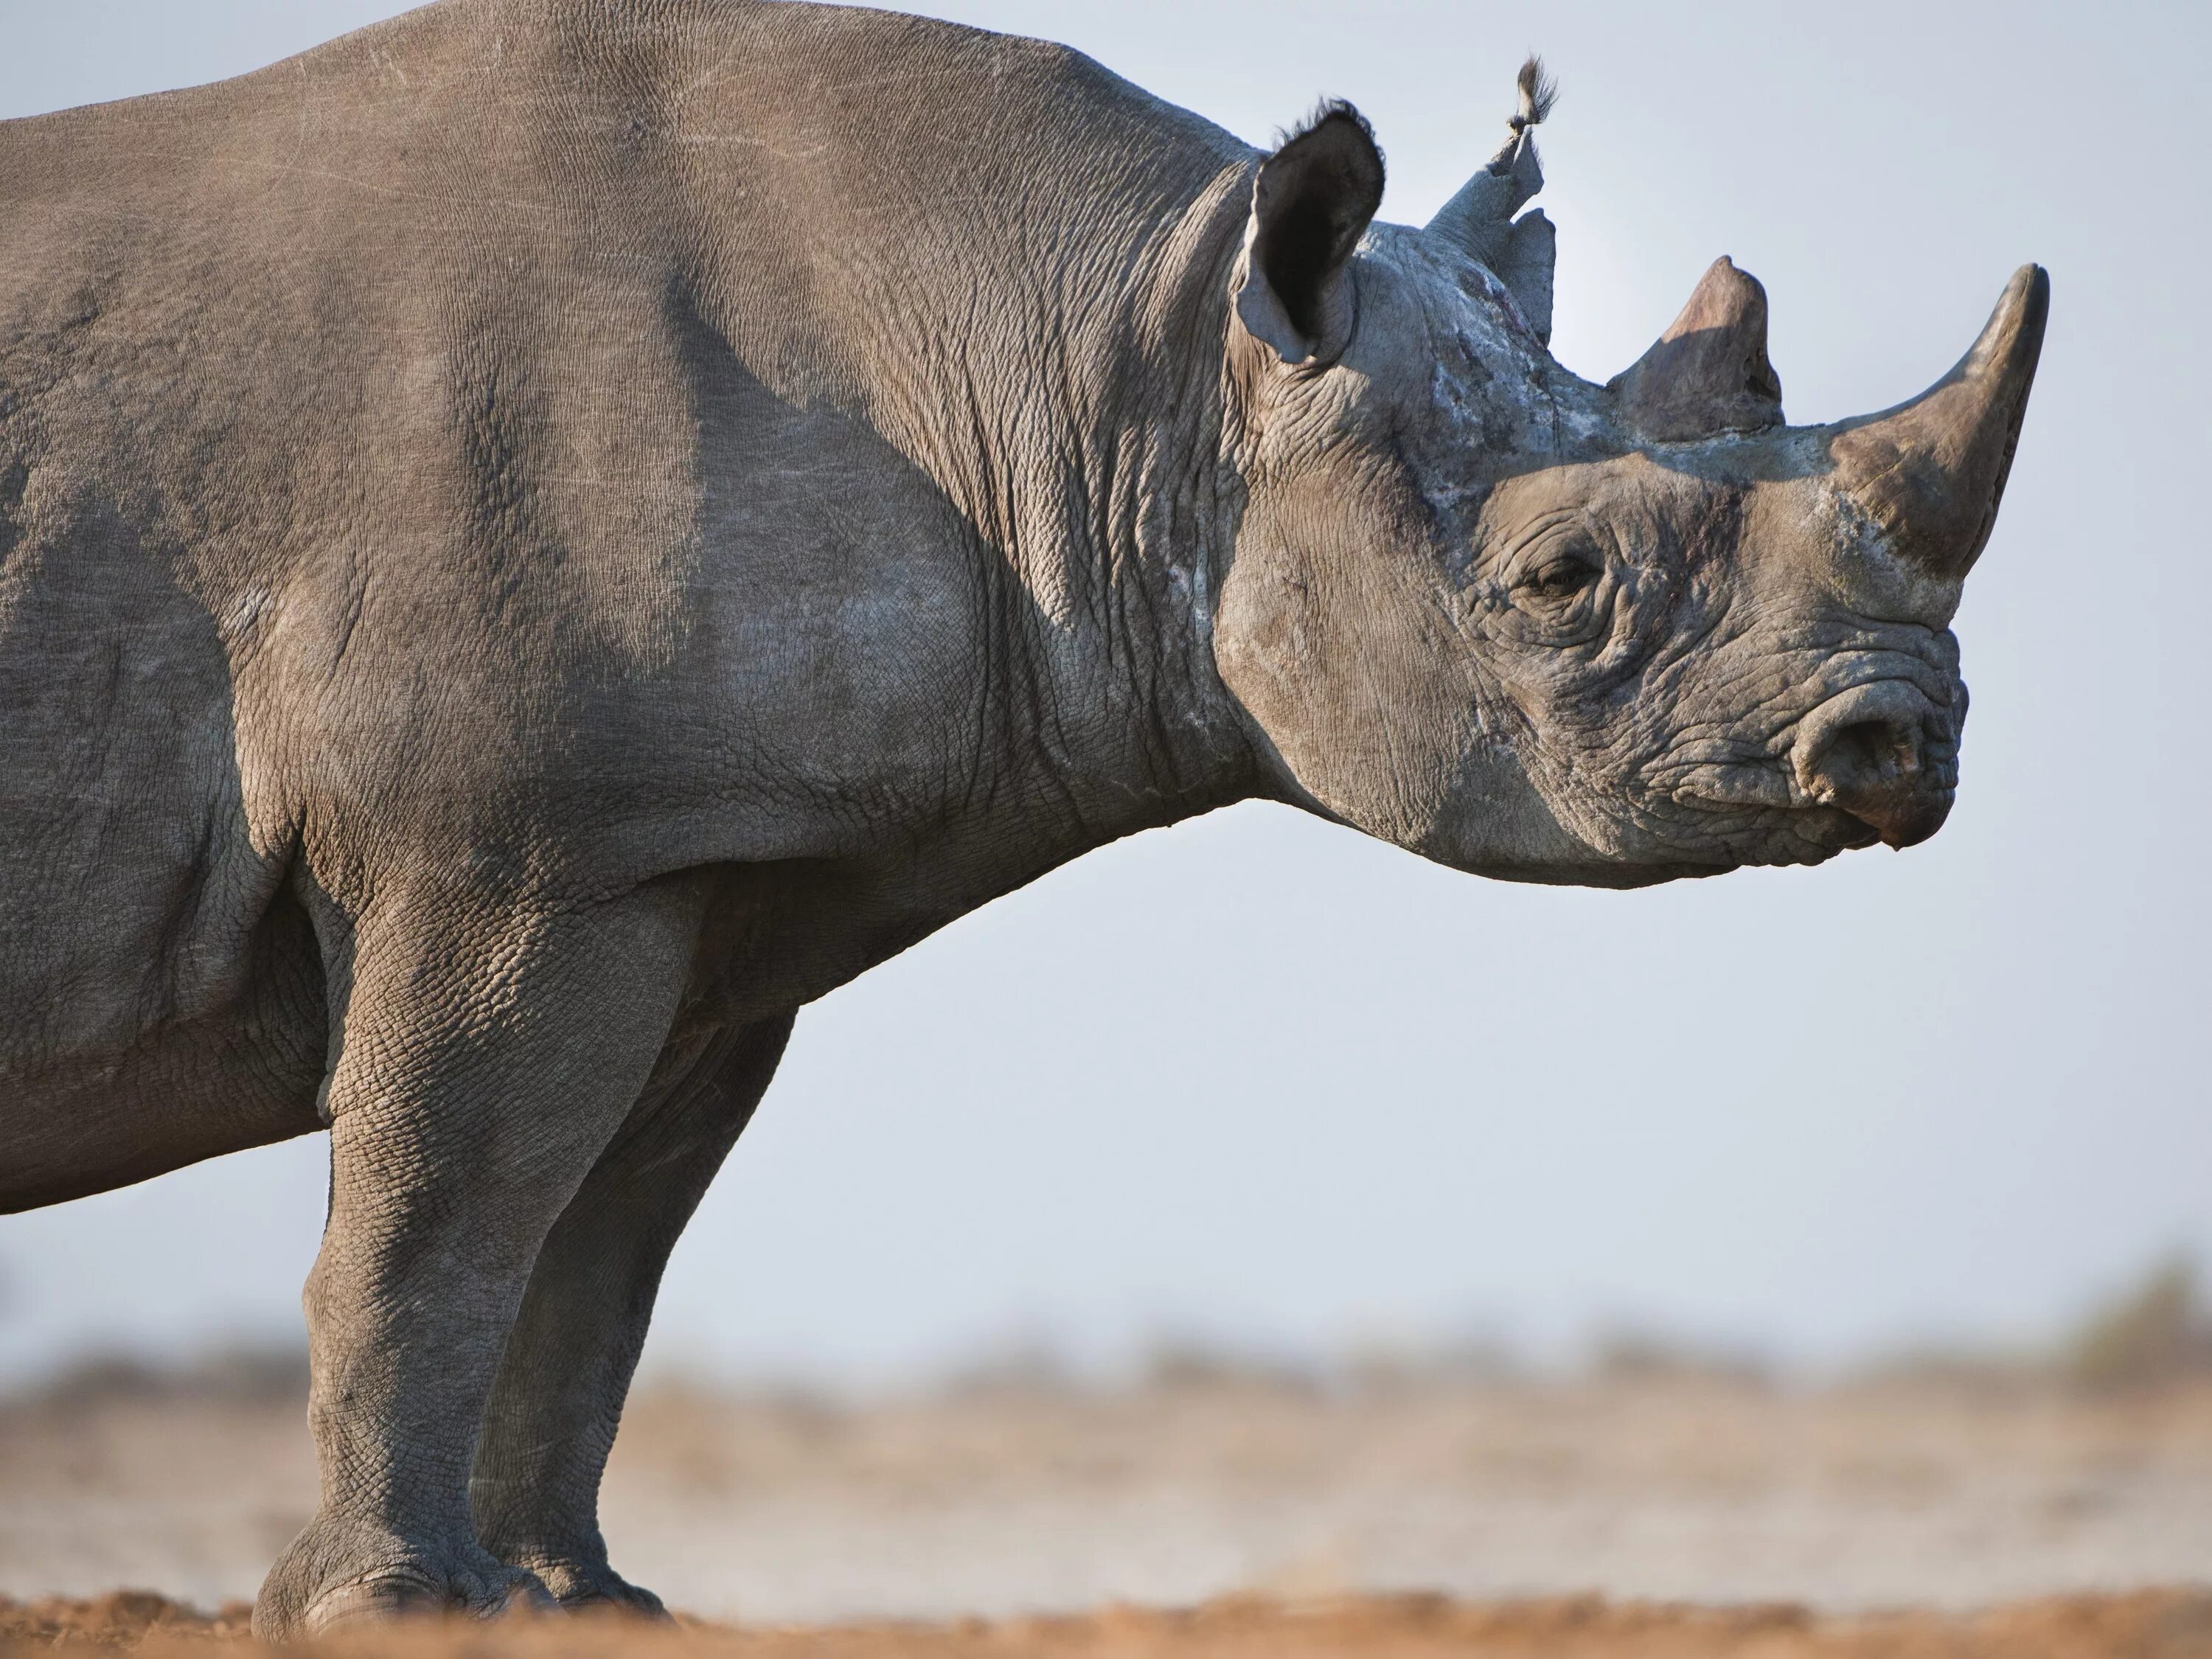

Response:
(252, 886), (699, 1641)
(470, 1012), (795, 1613)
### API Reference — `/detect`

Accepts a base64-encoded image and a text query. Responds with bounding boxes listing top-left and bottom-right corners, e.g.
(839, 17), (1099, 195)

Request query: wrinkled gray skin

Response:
(0, 0), (2045, 1636)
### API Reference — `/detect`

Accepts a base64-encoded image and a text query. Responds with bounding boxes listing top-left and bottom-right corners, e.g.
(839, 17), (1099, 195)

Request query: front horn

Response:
(1829, 265), (2051, 581)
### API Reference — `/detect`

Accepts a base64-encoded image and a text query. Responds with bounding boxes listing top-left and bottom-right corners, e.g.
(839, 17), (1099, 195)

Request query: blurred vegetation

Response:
(7, 1254), (2211, 1410)
(1587, 1329), (1771, 1388)
(7, 1343), (309, 1412)
(1860, 1252), (2212, 1396)
(2059, 1253), (2212, 1393)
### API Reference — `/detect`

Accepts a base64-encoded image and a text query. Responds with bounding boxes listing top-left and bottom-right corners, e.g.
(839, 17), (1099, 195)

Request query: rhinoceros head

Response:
(1212, 73), (2047, 886)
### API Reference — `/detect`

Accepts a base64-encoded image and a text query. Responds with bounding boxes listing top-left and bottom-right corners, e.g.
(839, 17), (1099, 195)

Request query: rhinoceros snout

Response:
(1790, 681), (1959, 849)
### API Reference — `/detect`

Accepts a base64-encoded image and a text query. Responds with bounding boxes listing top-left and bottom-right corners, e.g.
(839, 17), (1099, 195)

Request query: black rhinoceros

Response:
(0, 0), (2044, 1635)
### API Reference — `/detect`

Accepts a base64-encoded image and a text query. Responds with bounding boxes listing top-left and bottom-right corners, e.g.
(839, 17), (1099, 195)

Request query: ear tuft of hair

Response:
(1512, 55), (1558, 133)
(1277, 97), (1383, 162)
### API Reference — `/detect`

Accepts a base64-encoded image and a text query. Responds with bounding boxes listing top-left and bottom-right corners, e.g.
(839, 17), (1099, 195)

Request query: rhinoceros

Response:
(0, 0), (2044, 1635)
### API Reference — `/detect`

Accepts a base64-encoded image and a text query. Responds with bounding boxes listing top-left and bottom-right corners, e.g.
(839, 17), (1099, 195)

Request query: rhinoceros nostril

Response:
(1789, 683), (1952, 849)
(1826, 717), (1923, 789)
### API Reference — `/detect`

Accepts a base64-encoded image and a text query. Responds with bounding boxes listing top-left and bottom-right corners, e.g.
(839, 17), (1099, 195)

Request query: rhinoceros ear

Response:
(1234, 102), (1385, 365)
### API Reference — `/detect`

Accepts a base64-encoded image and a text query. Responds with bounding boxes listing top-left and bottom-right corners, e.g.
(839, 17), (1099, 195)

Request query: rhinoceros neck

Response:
(675, 4), (1268, 842)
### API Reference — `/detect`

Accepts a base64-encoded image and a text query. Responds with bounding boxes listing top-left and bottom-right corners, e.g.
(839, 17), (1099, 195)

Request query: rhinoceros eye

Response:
(1520, 555), (1601, 602)
(1514, 544), (1604, 607)
(1489, 522), (1615, 644)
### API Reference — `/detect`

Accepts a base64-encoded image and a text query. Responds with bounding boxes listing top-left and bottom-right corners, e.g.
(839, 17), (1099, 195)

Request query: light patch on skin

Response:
(1799, 478), (1966, 629)
(226, 586), (273, 636)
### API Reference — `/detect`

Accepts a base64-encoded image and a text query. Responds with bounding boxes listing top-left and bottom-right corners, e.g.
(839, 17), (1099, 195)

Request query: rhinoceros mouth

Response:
(1638, 772), (1889, 866)
(1725, 805), (1883, 864)
(1643, 672), (1961, 860)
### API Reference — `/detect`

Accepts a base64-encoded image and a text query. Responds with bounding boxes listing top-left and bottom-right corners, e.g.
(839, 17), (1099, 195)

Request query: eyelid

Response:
(1500, 510), (1586, 564)
(1505, 517), (1606, 585)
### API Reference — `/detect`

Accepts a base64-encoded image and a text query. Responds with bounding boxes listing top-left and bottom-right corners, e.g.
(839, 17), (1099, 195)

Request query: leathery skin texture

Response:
(0, 1), (2045, 1635)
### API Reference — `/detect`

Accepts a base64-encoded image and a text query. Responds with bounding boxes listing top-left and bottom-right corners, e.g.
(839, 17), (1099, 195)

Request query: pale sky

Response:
(1, 0), (2206, 1387)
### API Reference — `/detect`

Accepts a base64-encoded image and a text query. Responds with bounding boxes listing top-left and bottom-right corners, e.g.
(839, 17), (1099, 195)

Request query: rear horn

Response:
(1605, 257), (1784, 442)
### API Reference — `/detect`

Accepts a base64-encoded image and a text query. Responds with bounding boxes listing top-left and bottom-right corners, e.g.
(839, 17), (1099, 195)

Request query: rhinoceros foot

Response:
(509, 1552), (672, 1618)
(252, 1519), (552, 1640)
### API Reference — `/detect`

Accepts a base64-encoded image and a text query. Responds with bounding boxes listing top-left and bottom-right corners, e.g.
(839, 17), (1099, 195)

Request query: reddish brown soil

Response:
(7, 1590), (2212, 1658)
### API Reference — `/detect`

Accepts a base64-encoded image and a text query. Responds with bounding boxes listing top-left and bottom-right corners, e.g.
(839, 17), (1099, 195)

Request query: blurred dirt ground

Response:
(4, 1362), (2211, 1632)
(7, 1588), (2212, 1659)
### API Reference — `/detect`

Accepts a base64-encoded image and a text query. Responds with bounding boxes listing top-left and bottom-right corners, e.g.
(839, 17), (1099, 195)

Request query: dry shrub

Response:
(2063, 1255), (2212, 1393)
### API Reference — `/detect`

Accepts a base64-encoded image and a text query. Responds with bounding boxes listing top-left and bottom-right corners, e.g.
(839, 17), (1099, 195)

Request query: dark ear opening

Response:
(1234, 102), (1385, 364)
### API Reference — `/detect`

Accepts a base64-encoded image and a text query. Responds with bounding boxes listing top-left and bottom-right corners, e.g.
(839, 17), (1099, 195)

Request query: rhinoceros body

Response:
(0, 0), (2044, 1634)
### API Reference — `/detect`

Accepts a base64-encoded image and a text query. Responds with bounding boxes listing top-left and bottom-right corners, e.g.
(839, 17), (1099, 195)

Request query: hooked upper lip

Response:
(1656, 678), (1961, 855)
(1790, 680), (1957, 848)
